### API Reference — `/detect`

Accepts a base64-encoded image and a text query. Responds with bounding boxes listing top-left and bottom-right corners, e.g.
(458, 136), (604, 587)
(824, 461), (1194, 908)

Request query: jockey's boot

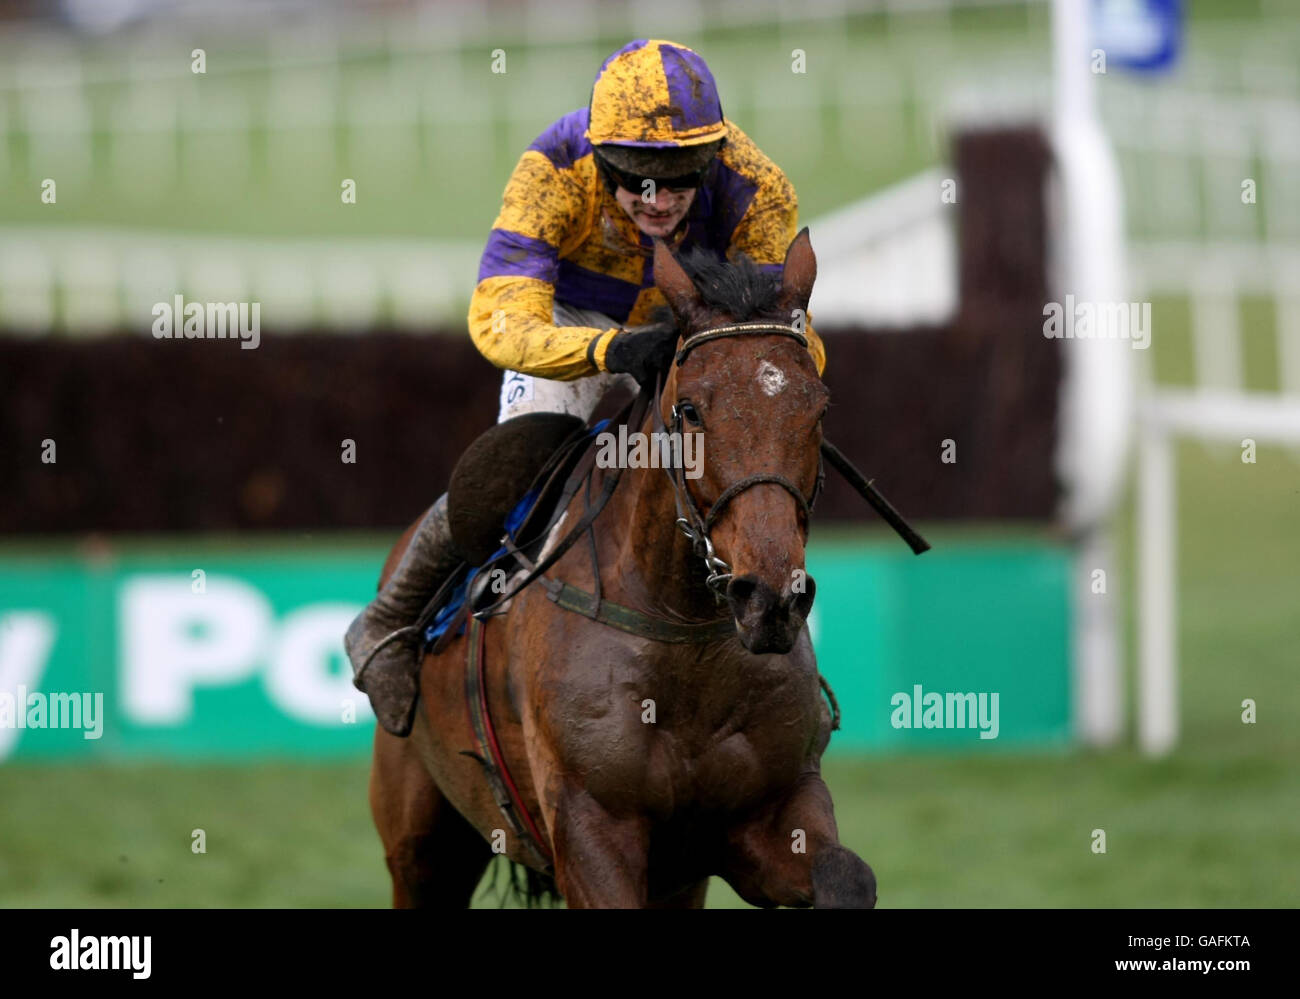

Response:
(345, 494), (461, 737)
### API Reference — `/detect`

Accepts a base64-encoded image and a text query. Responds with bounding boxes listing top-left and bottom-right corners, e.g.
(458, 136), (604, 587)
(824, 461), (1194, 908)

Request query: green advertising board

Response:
(807, 540), (1072, 750)
(0, 533), (1072, 760)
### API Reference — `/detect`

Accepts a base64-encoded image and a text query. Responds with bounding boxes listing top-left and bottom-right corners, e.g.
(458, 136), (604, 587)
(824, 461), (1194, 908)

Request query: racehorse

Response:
(368, 231), (878, 908)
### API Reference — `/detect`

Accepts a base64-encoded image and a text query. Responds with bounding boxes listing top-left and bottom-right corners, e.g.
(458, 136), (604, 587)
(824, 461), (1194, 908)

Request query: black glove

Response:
(603, 323), (680, 388)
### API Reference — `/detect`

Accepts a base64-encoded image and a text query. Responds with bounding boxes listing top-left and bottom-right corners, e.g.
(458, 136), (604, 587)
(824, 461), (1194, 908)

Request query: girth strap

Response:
(462, 616), (554, 873)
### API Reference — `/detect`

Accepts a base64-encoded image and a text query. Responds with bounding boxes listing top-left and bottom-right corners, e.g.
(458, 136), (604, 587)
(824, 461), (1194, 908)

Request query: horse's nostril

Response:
(726, 575), (784, 629)
(786, 575), (816, 618)
(727, 576), (758, 605)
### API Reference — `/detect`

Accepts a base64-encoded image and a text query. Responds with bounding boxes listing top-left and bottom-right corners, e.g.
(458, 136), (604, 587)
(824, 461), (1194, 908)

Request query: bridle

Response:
(446, 317), (921, 865)
(468, 319), (845, 623)
(653, 321), (825, 596)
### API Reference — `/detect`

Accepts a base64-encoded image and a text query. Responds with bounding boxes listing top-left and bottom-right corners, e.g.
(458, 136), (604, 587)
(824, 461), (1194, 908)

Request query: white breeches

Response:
(496, 302), (637, 423)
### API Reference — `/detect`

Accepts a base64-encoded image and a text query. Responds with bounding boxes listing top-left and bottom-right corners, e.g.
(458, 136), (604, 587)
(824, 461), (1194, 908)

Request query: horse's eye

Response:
(676, 402), (702, 427)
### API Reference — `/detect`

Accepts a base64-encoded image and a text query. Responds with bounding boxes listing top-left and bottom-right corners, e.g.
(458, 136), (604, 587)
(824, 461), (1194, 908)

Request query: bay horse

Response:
(368, 230), (878, 908)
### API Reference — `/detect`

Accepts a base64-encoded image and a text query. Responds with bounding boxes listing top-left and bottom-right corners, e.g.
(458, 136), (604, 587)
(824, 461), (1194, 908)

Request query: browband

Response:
(675, 323), (808, 366)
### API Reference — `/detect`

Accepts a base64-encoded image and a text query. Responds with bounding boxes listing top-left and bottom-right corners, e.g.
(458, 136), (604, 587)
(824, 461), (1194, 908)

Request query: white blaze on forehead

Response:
(756, 359), (787, 396)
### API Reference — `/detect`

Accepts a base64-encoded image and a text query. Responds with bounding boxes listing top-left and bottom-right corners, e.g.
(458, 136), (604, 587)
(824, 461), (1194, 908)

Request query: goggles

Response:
(595, 154), (710, 194)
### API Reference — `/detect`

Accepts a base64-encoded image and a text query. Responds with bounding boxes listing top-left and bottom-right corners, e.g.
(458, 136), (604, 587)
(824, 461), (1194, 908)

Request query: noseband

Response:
(654, 322), (824, 596)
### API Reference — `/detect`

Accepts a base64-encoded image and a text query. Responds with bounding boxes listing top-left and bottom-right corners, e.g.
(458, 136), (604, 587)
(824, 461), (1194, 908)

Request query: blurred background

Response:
(0, 0), (1296, 907)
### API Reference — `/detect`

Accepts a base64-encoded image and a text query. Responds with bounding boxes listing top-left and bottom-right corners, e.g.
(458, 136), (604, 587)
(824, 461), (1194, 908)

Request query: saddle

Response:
(414, 405), (619, 653)
(447, 411), (588, 566)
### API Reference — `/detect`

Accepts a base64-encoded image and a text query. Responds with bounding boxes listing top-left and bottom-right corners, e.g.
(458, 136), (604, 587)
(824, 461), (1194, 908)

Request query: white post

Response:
(1073, 526), (1123, 745)
(1137, 419), (1177, 755)
(1052, 0), (1130, 747)
(1054, 0), (1094, 123)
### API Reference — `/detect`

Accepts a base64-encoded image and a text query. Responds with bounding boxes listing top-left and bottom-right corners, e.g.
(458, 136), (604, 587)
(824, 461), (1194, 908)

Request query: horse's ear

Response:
(779, 227), (817, 316)
(653, 239), (700, 321)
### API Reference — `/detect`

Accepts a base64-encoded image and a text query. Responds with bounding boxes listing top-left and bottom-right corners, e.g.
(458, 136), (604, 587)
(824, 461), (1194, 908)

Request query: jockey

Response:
(347, 38), (826, 736)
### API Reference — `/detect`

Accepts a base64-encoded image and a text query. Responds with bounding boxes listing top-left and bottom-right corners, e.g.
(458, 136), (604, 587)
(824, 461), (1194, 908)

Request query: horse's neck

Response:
(587, 418), (721, 622)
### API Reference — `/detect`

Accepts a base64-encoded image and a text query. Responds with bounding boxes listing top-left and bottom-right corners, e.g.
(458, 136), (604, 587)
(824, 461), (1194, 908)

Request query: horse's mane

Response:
(669, 247), (785, 322)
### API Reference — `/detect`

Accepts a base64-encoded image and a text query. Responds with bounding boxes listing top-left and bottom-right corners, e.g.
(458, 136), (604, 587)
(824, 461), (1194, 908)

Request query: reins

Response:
(467, 382), (655, 620)
(470, 319), (929, 626)
(454, 319), (925, 872)
(673, 322), (930, 557)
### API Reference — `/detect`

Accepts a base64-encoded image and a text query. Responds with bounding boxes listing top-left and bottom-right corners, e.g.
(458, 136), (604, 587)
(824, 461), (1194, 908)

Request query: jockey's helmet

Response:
(587, 39), (727, 182)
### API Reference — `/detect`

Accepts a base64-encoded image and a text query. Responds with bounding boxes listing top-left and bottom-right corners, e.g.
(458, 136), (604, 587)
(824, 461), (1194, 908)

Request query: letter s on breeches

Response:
(496, 303), (638, 423)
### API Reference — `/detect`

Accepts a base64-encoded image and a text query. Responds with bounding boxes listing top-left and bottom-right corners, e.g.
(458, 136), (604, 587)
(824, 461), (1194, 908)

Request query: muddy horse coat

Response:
(369, 233), (885, 908)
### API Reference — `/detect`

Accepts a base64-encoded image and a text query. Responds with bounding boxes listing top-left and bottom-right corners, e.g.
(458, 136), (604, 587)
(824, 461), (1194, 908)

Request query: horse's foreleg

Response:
(550, 784), (650, 908)
(722, 772), (876, 909)
(370, 725), (493, 908)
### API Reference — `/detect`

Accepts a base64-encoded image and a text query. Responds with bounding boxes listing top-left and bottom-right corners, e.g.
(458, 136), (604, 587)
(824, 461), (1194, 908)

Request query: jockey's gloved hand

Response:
(604, 322), (680, 388)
